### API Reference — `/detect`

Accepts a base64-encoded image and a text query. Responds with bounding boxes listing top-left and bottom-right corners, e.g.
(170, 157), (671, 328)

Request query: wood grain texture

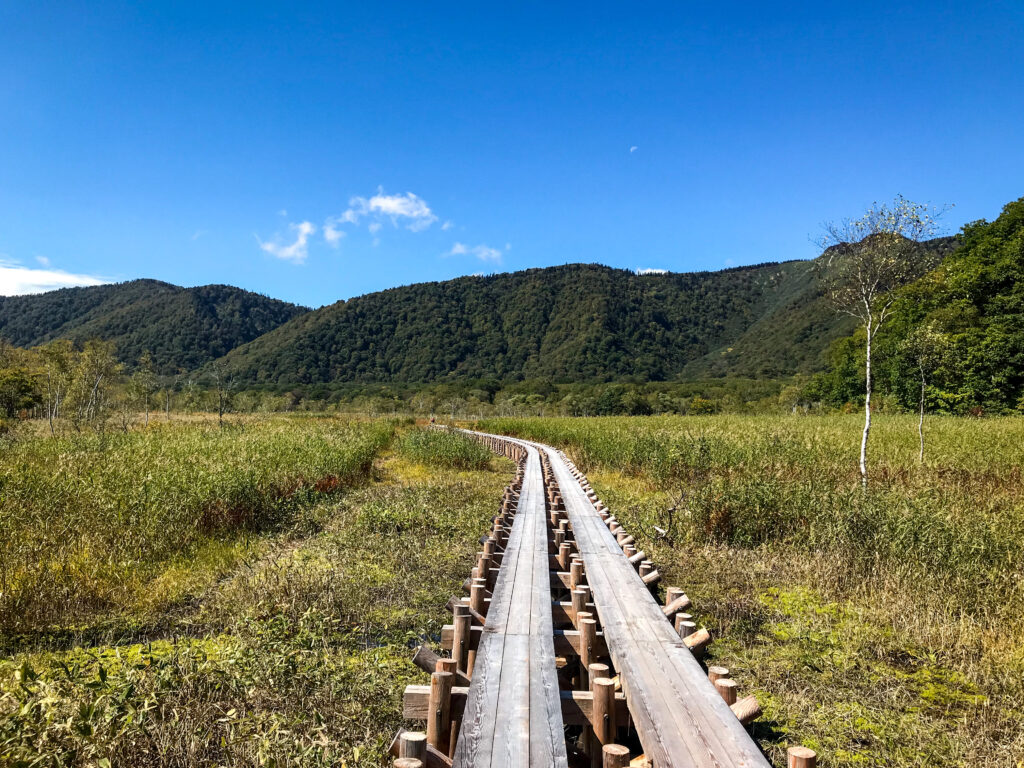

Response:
(451, 439), (568, 768)
(529, 441), (772, 768)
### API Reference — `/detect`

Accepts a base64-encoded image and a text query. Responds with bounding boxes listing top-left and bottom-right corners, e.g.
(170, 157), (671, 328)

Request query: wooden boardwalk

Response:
(396, 429), (809, 768)
(452, 439), (568, 767)
(539, 443), (772, 768)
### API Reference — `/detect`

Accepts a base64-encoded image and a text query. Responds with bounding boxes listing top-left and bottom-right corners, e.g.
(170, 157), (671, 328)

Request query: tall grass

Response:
(0, 445), (509, 767)
(0, 417), (396, 632)
(397, 427), (493, 470)
(479, 414), (1024, 765)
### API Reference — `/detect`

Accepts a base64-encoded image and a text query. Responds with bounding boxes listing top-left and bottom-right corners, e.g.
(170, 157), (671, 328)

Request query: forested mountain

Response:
(0, 280), (308, 373)
(215, 260), (864, 385)
(2, 235), (962, 389)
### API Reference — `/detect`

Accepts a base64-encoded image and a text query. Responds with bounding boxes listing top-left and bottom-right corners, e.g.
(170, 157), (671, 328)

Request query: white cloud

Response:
(332, 189), (438, 234)
(449, 242), (502, 263)
(35, 255), (50, 267)
(630, 146), (638, 153)
(259, 221), (316, 264)
(0, 259), (107, 295)
(637, 267), (668, 275)
(368, 221), (382, 234)
(191, 230), (207, 241)
(323, 222), (345, 247)
(442, 220), (453, 231)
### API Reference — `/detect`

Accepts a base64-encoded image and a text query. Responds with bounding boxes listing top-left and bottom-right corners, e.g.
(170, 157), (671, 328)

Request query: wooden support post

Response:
(602, 744), (631, 768)
(675, 618), (696, 638)
(393, 758), (422, 768)
(707, 666), (730, 685)
(731, 695), (762, 726)
(715, 678), (738, 706)
(425, 671), (453, 753)
(591, 675), (617, 759)
(683, 627), (711, 657)
(662, 593), (692, 618)
(399, 731), (428, 762)
(622, 544), (636, 560)
(665, 586), (683, 605)
(787, 747), (817, 768)
(571, 588), (588, 626)
(570, 558), (584, 591)
(470, 579), (486, 616)
(641, 569), (661, 587)
(578, 614), (596, 688)
(478, 555), (493, 590)
(627, 550), (646, 566)
(452, 606), (471, 674)
(559, 541), (572, 570)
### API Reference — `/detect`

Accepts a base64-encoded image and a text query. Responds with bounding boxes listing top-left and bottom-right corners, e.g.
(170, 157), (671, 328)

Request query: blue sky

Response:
(1, 1), (1022, 307)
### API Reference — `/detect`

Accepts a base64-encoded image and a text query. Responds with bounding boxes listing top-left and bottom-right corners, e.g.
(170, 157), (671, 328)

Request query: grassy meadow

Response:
(3, 412), (1022, 767)
(479, 414), (1024, 767)
(0, 418), (510, 766)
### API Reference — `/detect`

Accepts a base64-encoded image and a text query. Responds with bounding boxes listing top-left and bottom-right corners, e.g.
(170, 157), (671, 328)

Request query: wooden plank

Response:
(451, 440), (568, 768)
(531, 442), (772, 768)
(404, 685), (629, 727)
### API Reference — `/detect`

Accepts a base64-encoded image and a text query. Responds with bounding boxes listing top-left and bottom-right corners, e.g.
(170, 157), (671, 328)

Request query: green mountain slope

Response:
(216, 261), (860, 386)
(0, 280), (308, 373)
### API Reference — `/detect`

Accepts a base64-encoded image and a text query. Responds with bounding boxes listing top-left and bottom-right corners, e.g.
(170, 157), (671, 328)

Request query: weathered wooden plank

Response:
(451, 440), (568, 768)
(404, 684), (629, 727)
(535, 443), (772, 768)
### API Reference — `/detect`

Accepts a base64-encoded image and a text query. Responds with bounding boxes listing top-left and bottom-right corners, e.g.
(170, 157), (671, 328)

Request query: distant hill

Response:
(214, 259), (874, 386)
(0, 280), (308, 373)
(2, 238), (957, 386)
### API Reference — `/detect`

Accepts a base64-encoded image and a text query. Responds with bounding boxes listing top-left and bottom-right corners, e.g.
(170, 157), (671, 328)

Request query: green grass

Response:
(0, 444), (510, 766)
(478, 413), (1024, 767)
(0, 416), (396, 636)
(396, 427), (493, 470)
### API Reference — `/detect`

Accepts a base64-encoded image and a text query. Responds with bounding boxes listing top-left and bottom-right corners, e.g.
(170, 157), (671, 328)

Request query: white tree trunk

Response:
(918, 365), (926, 464)
(860, 322), (872, 487)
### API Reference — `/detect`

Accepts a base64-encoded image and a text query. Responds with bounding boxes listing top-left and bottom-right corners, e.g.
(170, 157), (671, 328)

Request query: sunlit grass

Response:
(0, 416), (396, 633)
(478, 413), (1024, 767)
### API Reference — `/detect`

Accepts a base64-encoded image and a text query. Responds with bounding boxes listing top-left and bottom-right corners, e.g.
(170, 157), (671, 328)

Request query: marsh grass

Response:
(0, 417), (396, 635)
(479, 414), (1024, 766)
(0, 448), (510, 766)
(397, 427), (493, 470)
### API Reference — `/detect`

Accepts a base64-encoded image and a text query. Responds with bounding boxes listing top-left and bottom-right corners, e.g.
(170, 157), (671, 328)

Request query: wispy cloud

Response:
(449, 242), (503, 263)
(0, 259), (107, 295)
(442, 220), (453, 231)
(323, 222), (345, 247)
(630, 145), (638, 153)
(259, 221), (316, 264)
(637, 267), (668, 275)
(329, 189), (438, 239)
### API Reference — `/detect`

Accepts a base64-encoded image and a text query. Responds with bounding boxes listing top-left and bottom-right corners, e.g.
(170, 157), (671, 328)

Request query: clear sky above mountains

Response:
(1, 1), (1022, 306)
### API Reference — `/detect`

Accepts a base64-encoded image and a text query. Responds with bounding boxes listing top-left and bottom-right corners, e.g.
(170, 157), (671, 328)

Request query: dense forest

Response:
(811, 197), (1024, 414)
(0, 279), (308, 373)
(214, 260), (864, 385)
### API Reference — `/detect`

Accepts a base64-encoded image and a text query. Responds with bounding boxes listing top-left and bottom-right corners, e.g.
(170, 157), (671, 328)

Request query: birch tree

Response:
(818, 196), (944, 486)
(901, 324), (947, 464)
